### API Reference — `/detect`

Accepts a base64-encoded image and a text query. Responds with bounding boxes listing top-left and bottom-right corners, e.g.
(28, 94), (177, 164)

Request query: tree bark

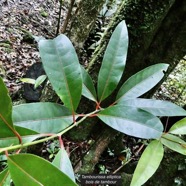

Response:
(69, 0), (106, 52)
(88, 0), (186, 84)
(75, 0), (186, 176)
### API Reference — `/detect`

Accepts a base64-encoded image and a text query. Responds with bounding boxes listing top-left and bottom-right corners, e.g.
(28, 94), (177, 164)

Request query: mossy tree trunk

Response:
(69, 0), (186, 181)
(42, 0), (186, 183)
(88, 0), (186, 87)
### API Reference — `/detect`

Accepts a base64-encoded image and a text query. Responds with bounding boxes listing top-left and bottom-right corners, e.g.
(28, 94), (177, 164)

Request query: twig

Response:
(112, 158), (133, 174)
(56, 0), (63, 36)
(61, 0), (75, 33)
(0, 110), (99, 153)
(113, 143), (145, 174)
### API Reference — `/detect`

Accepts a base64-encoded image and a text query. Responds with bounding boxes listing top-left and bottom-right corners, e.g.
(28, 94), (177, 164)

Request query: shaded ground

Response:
(154, 57), (186, 106)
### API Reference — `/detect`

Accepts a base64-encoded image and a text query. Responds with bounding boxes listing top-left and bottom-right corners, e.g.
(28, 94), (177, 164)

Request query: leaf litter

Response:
(0, 0), (67, 99)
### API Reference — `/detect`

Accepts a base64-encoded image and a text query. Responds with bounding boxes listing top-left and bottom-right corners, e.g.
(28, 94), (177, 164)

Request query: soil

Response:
(0, 0), (66, 100)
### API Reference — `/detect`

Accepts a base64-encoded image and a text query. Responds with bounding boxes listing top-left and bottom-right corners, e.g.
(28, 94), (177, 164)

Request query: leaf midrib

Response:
(99, 31), (123, 102)
(53, 41), (74, 113)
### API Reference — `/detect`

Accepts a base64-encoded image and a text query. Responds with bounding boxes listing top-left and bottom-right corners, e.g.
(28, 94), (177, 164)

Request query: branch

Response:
(61, 0), (75, 33)
(0, 110), (98, 153)
(56, 0), (63, 36)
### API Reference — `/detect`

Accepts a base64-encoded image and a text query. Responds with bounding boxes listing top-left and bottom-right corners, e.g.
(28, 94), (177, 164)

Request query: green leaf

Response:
(131, 140), (164, 186)
(53, 147), (76, 182)
(119, 98), (186, 116)
(160, 133), (186, 155)
(34, 75), (47, 89)
(8, 154), (77, 186)
(13, 103), (75, 133)
(20, 75), (47, 89)
(116, 64), (169, 102)
(97, 20), (128, 102)
(169, 118), (186, 135)
(0, 77), (16, 138)
(0, 127), (40, 148)
(97, 105), (163, 139)
(39, 34), (82, 112)
(20, 78), (35, 85)
(0, 168), (10, 186)
(81, 66), (97, 102)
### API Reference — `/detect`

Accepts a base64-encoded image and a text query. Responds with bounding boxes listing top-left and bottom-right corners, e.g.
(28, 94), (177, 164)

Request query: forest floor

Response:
(0, 0), (64, 98)
(154, 57), (186, 106)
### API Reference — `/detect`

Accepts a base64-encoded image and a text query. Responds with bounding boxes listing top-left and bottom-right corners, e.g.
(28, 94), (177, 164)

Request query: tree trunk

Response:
(69, 0), (106, 52)
(74, 0), (186, 177)
(89, 0), (186, 85)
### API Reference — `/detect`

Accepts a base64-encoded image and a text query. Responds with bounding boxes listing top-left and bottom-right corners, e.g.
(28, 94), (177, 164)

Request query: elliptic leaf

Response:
(161, 133), (186, 155)
(131, 140), (164, 186)
(81, 66), (97, 102)
(13, 103), (75, 133)
(116, 64), (169, 102)
(39, 34), (82, 112)
(34, 75), (47, 89)
(8, 154), (77, 186)
(97, 20), (128, 102)
(0, 77), (17, 138)
(169, 118), (186, 135)
(53, 147), (76, 182)
(97, 105), (163, 139)
(119, 98), (186, 116)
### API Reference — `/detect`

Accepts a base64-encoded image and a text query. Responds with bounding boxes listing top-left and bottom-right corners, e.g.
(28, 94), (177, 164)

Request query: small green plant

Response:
(20, 74), (47, 89)
(98, 164), (110, 174)
(0, 20), (186, 185)
(46, 140), (60, 159)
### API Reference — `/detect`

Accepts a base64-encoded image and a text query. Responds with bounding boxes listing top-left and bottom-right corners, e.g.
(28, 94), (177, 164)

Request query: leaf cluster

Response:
(0, 21), (186, 185)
